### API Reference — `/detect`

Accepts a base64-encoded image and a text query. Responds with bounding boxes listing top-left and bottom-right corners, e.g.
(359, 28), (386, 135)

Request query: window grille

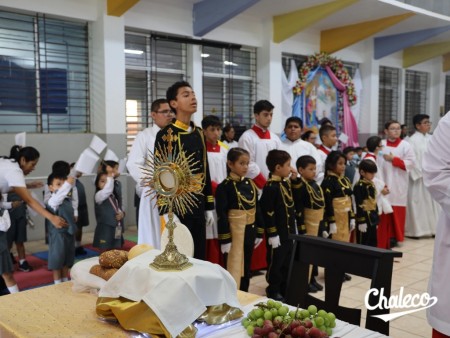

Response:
(125, 32), (187, 150)
(378, 66), (400, 132)
(0, 10), (89, 133)
(444, 75), (450, 114)
(404, 69), (428, 128)
(202, 45), (256, 135)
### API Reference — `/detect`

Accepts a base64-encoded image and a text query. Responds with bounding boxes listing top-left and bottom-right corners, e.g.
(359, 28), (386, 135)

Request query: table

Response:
(0, 283), (387, 337)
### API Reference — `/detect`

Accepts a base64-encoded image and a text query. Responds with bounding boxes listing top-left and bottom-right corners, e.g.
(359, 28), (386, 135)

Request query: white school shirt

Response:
(422, 112), (450, 335)
(238, 126), (281, 181)
(126, 124), (161, 197)
(0, 159), (26, 194)
(47, 181), (73, 211)
(377, 138), (415, 206)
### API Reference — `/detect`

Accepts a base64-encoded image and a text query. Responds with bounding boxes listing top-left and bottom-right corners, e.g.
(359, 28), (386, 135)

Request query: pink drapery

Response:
(325, 66), (359, 147)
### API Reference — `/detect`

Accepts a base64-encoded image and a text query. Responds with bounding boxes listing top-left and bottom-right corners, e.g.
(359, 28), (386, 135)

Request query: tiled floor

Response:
(16, 227), (434, 338)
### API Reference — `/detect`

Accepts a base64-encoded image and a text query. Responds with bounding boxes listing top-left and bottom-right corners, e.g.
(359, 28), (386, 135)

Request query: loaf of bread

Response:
(98, 250), (128, 269)
(89, 264), (119, 281)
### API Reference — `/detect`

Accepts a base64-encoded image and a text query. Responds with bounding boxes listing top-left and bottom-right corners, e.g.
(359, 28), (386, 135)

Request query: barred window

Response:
(0, 10), (89, 133)
(378, 66), (400, 132)
(404, 69), (428, 128)
(125, 32), (187, 150)
(202, 45), (256, 135)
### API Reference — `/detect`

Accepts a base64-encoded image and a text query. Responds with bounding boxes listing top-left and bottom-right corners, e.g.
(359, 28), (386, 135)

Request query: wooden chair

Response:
(285, 235), (402, 336)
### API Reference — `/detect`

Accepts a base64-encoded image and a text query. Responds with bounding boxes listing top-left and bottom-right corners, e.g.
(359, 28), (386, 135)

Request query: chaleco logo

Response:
(364, 287), (438, 321)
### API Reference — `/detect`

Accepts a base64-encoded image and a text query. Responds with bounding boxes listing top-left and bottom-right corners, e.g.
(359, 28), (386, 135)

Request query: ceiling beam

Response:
(403, 41), (450, 68)
(321, 13), (414, 54)
(375, 25), (450, 60)
(193, 0), (260, 37)
(443, 53), (450, 72)
(273, 0), (359, 44)
(107, 0), (140, 17)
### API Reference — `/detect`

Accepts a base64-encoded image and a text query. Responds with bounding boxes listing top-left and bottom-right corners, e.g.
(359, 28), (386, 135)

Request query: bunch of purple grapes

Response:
(241, 300), (336, 338)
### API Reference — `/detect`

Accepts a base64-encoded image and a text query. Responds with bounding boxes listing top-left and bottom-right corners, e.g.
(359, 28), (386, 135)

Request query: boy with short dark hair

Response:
(317, 124), (338, 184)
(201, 114), (228, 264)
(46, 173), (76, 284)
(354, 160), (379, 247)
(260, 149), (298, 302)
(292, 155), (325, 293)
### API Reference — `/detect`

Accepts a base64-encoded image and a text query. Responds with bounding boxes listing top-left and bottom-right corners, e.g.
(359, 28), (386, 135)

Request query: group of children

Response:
(1, 151), (126, 289)
(201, 113), (389, 303)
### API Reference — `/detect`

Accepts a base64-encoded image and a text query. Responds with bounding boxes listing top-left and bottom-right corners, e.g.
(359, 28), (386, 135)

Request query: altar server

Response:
(201, 115), (228, 265)
(406, 114), (440, 238)
(126, 99), (173, 248)
(377, 120), (415, 248)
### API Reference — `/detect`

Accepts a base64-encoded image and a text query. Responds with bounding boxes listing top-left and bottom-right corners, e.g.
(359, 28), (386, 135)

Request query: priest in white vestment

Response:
(422, 111), (450, 338)
(126, 99), (174, 248)
(406, 114), (440, 237)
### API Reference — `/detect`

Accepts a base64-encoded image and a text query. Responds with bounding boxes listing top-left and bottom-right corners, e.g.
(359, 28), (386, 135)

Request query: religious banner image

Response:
(303, 68), (338, 129)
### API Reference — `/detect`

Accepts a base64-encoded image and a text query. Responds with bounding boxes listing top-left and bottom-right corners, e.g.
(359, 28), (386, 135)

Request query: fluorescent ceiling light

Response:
(124, 49), (144, 55)
(224, 61), (238, 66)
(201, 53), (210, 58)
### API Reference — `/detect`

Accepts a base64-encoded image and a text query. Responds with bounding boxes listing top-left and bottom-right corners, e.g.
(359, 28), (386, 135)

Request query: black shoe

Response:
(344, 273), (352, 281)
(75, 246), (87, 256)
(18, 260), (33, 272)
(308, 283), (318, 293)
(390, 238), (398, 248)
(10, 253), (16, 264)
(311, 277), (324, 291)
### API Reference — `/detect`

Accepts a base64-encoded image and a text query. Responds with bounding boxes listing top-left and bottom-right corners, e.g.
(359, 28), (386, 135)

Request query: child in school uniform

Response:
(260, 149), (299, 302)
(321, 151), (355, 281)
(93, 164), (125, 251)
(216, 148), (264, 292)
(46, 173), (77, 284)
(292, 155), (325, 293)
(0, 195), (19, 294)
(354, 160), (379, 247)
(70, 163), (89, 256)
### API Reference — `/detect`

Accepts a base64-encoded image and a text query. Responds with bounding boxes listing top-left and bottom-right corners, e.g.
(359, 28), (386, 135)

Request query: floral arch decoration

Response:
(292, 52), (359, 147)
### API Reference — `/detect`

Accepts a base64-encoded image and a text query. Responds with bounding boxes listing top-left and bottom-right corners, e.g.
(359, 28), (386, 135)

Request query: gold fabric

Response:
(227, 208), (255, 289)
(332, 196), (352, 242)
(304, 208), (324, 236)
(197, 304), (244, 324)
(361, 198), (377, 211)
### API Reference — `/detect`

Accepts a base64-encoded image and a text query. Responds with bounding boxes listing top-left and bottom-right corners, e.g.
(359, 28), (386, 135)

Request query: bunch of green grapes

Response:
(241, 301), (336, 338)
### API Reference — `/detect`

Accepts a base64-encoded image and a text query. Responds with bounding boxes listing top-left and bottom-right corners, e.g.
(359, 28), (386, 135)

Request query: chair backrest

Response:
(160, 221), (194, 257)
(285, 235), (402, 336)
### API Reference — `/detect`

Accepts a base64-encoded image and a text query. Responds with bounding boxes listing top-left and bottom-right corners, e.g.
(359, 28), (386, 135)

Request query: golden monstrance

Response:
(141, 128), (204, 271)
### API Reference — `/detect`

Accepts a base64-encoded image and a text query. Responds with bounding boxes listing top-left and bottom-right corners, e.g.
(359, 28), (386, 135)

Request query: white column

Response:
(90, 0), (126, 156)
(257, 21), (283, 135)
(187, 44), (204, 127)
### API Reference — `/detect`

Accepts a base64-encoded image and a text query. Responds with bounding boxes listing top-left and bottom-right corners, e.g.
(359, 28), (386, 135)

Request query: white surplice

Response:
(206, 141), (228, 239)
(405, 132), (440, 237)
(280, 138), (323, 182)
(238, 127), (281, 181)
(378, 139), (415, 207)
(422, 112), (450, 335)
(126, 124), (162, 248)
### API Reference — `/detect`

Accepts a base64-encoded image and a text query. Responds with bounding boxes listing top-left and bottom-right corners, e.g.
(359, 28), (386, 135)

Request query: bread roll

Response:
(99, 250), (128, 269)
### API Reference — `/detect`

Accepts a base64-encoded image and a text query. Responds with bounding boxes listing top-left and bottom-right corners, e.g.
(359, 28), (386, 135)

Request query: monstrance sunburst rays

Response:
(140, 138), (204, 271)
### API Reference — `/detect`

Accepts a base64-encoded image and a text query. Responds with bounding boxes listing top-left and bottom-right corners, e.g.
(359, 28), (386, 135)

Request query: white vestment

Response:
(126, 124), (162, 248)
(405, 132), (440, 237)
(206, 141), (228, 239)
(378, 139), (415, 207)
(363, 154), (392, 214)
(422, 112), (450, 335)
(238, 128), (281, 181)
(280, 138), (323, 182)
